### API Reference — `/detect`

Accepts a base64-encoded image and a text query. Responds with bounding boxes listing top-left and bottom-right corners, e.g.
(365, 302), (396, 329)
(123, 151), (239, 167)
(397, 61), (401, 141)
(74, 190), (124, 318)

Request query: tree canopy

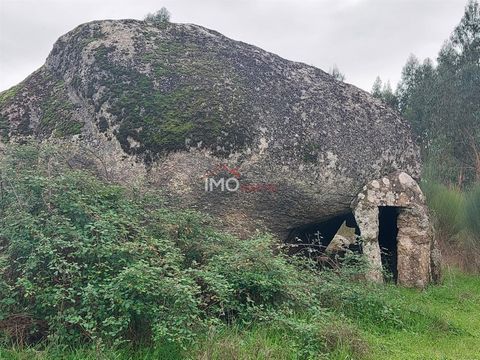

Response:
(372, 0), (480, 186)
(144, 7), (171, 24)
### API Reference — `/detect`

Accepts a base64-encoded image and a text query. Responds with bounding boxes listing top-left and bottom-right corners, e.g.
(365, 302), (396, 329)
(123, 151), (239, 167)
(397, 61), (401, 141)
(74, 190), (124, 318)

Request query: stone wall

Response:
(352, 171), (441, 288)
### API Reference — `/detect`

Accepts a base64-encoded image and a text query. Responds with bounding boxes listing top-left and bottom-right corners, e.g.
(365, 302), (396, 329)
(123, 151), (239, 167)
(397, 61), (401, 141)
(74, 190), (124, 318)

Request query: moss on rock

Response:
(0, 115), (10, 140)
(0, 85), (20, 108)
(91, 39), (251, 158)
(40, 80), (81, 137)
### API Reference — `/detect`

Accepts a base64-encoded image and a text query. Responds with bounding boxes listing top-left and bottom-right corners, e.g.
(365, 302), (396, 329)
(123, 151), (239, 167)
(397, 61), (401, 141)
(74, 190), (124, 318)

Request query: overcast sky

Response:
(0, 0), (468, 92)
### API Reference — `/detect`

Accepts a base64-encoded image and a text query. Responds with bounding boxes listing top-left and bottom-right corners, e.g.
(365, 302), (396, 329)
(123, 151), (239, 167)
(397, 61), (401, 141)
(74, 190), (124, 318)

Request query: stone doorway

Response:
(378, 206), (400, 281)
(285, 172), (441, 288)
(352, 171), (440, 288)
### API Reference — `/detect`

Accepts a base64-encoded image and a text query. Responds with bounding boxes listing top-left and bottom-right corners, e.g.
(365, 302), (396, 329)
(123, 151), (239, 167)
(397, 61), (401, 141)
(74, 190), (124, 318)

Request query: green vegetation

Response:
(0, 2), (478, 359)
(328, 65), (346, 82)
(0, 85), (21, 139)
(0, 72), (82, 139)
(365, 271), (480, 360)
(78, 28), (105, 48)
(40, 80), (81, 137)
(0, 85), (20, 107)
(144, 7), (171, 25)
(0, 143), (339, 354)
(371, 77), (397, 109)
(373, 0), (480, 186)
(93, 41), (246, 159)
(373, 0), (480, 272)
(0, 115), (9, 140)
(422, 180), (480, 272)
(0, 143), (479, 359)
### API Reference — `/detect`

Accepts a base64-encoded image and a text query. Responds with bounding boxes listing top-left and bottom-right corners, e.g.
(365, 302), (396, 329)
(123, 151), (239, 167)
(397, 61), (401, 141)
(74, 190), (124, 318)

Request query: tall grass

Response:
(421, 180), (480, 272)
(464, 185), (480, 236)
(3, 270), (480, 359)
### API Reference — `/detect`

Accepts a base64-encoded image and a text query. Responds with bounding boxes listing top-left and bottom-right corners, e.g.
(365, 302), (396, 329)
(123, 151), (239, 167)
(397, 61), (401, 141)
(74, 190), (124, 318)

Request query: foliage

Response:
(0, 143), (328, 350)
(372, 1), (480, 186)
(2, 270), (479, 359)
(421, 178), (480, 272)
(398, 1), (479, 186)
(422, 180), (480, 243)
(144, 7), (171, 25)
(0, 85), (20, 107)
(1, 143), (477, 358)
(0, 145), (202, 347)
(464, 184), (480, 236)
(329, 65), (346, 82)
(371, 76), (398, 109)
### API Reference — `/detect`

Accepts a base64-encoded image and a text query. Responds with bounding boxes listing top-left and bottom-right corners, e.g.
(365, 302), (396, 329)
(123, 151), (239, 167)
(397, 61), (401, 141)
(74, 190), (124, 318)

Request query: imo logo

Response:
(204, 163), (241, 192)
(204, 163), (277, 193)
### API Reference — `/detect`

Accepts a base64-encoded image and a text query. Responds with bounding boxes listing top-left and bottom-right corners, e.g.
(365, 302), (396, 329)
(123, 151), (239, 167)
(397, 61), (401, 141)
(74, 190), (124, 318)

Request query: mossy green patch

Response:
(79, 28), (105, 47)
(113, 81), (224, 155)
(92, 39), (251, 159)
(0, 114), (10, 140)
(0, 85), (20, 107)
(39, 80), (82, 137)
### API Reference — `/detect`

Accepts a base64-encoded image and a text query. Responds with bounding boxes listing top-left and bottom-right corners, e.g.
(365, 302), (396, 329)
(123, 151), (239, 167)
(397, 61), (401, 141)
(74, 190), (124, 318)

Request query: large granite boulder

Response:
(0, 19), (438, 286)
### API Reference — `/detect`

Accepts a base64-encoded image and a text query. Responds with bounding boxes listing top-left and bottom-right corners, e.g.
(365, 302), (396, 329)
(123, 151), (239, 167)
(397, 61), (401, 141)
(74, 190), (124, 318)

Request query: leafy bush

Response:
(0, 145), (202, 346)
(2, 143), (441, 357)
(0, 144), (325, 348)
(144, 7), (171, 25)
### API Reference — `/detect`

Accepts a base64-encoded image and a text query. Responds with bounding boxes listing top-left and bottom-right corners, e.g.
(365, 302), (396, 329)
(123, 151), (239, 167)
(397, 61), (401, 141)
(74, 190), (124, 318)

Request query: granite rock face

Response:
(0, 20), (436, 286)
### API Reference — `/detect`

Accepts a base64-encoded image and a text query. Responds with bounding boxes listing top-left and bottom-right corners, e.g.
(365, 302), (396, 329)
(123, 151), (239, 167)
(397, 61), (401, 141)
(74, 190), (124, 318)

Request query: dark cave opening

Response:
(286, 212), (361, 264)
(378, 206), (400, 281)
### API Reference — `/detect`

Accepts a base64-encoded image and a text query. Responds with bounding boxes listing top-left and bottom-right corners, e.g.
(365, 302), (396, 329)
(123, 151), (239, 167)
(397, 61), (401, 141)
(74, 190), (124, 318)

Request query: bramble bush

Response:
(0, 144), (327, 348)
(0, 145), (203, 346)
(0, 143), (426, 358)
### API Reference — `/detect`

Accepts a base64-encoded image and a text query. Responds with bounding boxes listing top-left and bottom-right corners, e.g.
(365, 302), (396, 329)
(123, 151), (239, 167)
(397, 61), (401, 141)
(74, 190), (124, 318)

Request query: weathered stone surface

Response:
(352, 171), (439, 287)
(0, 19), (436, 286)
(326, 221), (357, 253)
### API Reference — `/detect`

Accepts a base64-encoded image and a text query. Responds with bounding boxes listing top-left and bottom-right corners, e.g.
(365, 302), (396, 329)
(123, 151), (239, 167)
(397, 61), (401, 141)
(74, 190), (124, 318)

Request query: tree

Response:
(144, 7), (171, 24)
(371, 76), (398, 109)
(371, 76), (383, 98)
(380, 81), (398, 109)
(394, 0), (480, 185)
(441, 0), (480, 67)
(396, 54), (421, 114)
(395, 57), (436, 144)
(434, 0), (480, 184)
(329, 65), (346, 82)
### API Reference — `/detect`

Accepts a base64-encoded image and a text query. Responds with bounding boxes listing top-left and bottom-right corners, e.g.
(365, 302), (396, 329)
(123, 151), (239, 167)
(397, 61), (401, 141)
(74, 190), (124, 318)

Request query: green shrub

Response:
(421, 175), (480, 272)
(421, 179), (480, 244)
(0, 144), (326, 349)
(144, 7), (171, 25)
(464, 183), (480, 240)
(0, 146), (202, 346)
(194, 235), (321, 324)
(3, 143), (436, 357)
(421, 181), (465, 239)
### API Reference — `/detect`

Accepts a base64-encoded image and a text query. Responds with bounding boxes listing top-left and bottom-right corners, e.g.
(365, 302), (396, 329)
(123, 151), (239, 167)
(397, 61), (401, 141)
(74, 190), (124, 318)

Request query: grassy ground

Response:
(1, 270), (478, 360)
(366, 270), (480, 360)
